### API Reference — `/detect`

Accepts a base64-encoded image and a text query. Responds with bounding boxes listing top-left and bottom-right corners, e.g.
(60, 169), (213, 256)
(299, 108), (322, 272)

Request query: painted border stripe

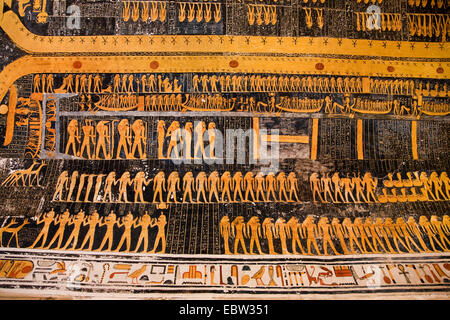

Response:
(412, 121), (418, 160)
(310, 118), (319, 160)
(357, 119), (364, 160)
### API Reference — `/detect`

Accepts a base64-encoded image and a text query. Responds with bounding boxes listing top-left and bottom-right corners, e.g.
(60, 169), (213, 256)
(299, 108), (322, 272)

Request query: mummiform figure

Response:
(196, 171), (208, 203)
(286, 217), (306, 254)
(220, 171), (232, 202)
(247, 216), (263, 254)
(395, 217), (423, 253)
(262, 217), (277, 254)
(331, 218), (351, 255)
(318, 217), (340, 255)
(153, 171), (166, 203)
(220, 216), (232, 254)
(182, 172), (195, 203)
(406, 216), (432, 253)
(266, 172), (278, 201)
(208, 171), (220, 203)
(302, 216), (322, 255)
(166, 171), (180, 203)
(233, 172), (244, 202)
(342, 217), (363, 254)
(231, 216), (248, 254)
(275, 217), (290, 254)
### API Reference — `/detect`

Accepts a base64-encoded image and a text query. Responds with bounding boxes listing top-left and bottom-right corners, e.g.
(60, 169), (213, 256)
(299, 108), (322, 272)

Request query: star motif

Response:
(171, 37), (176, 45)
(161, 37), (166, 44)
(80, 38), (85, 44)
(196, 36), (201, 44)
(208, 36), (213, 44)
(292, 37), (298, 45)
(245, 37), (251, 45)
(261, 37), (267, 45)
(396, 42), (401, 49)
(382, 41), (387, 48)
(137, 37), (143, 44)
(91, 37), (97, 44)
(102, 37), (107, 45)
(184, 37), (190, 45)
(277, 37), (283, 45)
(410, 42), (415, 50)
(228, 36), (234, 44)
(368, 40), (373, 48)
(439, 43), (444, 50)
(323, 38), (328, 46)
(337, 38), (342, 46)
(352, 40), (357, 47)
(308, 38), (314, 45)
(218, 36), (224, 44)
(424, 43), (429, 49)
(149, 37), (154, 45)
(124, 37), (130, 45)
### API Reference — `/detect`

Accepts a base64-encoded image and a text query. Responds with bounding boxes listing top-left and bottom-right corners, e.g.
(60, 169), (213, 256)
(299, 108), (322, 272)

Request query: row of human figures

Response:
(52, 170), (300, 204)
(65, 119), (148, 160)
(372, 80), (448, 97)
(191, 75), (447, 98)
(310, 172), (379, 203)
(157, 120), (218, 160)
(192, 75), (367, 94)
(33, 74), (181, 94)
(219, 215), (450, 256)
(309, 171), (450, 204)
(32, 73), (449, 99)
(0, 210), (166, 253)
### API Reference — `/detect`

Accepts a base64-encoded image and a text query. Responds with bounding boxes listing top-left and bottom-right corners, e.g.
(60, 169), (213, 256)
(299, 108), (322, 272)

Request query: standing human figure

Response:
(44, 210), (71, 250)
(77, 210), (101, 251)
(94, 211), (118, 252)
(150, 214), (167, 254)
(114, 212), (137, 252)
(133, 211), (153, 253)
(61, 210), (85, 250)
(29, 210), (56, 249)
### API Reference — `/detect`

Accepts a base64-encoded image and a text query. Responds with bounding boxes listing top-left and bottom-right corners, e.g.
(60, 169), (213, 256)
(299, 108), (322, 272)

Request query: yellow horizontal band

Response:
(262, 135), (309, 144)
(2, 11), (450, 59)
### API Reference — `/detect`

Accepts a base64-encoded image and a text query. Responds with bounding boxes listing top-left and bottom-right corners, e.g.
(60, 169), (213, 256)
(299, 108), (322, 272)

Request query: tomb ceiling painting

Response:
(0, 0), (449, 299)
